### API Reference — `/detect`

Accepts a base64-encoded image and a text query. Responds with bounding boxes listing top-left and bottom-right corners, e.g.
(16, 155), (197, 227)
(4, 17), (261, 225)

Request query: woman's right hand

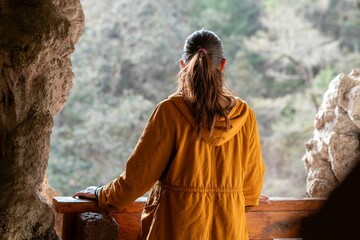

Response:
(73, 186), (98, 200)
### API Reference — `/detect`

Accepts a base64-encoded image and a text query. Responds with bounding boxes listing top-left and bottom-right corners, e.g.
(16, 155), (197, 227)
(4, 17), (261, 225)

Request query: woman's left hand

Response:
(73, 186), (98, 200)
(259, 194), (269, 204)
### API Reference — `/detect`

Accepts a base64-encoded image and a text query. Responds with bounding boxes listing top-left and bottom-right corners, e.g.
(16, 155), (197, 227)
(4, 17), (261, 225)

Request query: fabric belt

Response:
(156, 182), (243, 193)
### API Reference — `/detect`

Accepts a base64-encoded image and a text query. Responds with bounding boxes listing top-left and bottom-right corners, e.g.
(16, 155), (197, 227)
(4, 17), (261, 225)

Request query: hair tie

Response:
(197, 48), (207, 54)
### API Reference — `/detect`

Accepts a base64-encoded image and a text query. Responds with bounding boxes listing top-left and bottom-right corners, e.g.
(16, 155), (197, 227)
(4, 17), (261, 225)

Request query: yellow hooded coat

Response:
(98, 94), (265, 240)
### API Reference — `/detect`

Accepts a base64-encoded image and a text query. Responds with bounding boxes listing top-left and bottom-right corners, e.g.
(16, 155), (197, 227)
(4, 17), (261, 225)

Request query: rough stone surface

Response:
(75, 213), (119, 240)
(303, 69), (360, 197)
(0, 0), (84, 239)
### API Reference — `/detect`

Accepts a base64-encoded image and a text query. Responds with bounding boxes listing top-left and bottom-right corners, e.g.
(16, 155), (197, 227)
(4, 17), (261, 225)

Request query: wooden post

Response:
(62, 213), (77, 240)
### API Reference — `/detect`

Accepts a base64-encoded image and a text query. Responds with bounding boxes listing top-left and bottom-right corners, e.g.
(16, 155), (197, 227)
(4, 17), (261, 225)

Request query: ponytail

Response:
(178, 47), (233, 136)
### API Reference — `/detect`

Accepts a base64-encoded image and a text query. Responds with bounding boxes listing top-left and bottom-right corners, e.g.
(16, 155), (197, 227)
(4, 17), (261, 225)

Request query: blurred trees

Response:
(48, 0), (360, 196)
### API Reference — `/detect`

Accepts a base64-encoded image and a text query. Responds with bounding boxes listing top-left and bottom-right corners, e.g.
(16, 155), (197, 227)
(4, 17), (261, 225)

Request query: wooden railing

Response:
(53, 197), (325, 240)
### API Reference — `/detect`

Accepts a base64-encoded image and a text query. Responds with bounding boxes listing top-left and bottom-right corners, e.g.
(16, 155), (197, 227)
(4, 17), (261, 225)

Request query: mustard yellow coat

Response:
(98, 94), (265, 240)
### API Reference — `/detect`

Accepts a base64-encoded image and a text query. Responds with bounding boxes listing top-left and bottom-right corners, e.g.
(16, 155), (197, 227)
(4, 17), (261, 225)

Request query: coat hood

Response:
(169, 94), (249, 146)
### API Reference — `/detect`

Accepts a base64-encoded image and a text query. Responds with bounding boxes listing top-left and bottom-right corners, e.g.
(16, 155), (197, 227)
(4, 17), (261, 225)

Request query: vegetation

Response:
(48, 0), (360, 196)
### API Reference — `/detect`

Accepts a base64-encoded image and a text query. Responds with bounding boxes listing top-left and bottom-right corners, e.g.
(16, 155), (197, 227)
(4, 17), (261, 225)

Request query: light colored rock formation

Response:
(303, 69), (360, 197)
(0, 0), (84, 239)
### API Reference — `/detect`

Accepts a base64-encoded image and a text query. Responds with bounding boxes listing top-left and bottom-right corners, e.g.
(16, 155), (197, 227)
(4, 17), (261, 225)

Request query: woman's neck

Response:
(219, 94), (236, 113)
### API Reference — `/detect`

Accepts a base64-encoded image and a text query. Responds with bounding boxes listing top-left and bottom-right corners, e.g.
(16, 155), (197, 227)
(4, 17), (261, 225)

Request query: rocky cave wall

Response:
(0, 0), (84, 239)
(303, 69), (360, 198)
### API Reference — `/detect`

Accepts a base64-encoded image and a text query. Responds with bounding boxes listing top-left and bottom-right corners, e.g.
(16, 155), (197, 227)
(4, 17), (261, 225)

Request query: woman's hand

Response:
(259, 194), (269, 204)
(73, 186), (98, 200)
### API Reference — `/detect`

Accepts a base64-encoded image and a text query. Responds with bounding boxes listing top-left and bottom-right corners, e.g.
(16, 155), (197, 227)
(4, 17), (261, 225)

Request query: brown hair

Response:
(177, 29), (235, 135)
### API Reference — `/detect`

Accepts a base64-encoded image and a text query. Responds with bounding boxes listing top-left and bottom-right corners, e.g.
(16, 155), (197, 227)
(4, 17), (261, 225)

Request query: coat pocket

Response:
(138, 184), (161, 239)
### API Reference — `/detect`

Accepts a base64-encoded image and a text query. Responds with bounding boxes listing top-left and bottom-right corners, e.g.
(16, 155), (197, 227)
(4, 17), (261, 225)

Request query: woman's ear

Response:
(180, 59), (185, 69)
(220, 58), (226, 72)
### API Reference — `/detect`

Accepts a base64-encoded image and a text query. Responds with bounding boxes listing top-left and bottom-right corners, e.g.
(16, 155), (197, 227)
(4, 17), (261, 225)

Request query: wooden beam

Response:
(53, 196), (147, 214)
(246, 197), (324, 239)
(53, 197), (101, 214)
(246, 197), (324, 211)
(53, 197), (325, 240)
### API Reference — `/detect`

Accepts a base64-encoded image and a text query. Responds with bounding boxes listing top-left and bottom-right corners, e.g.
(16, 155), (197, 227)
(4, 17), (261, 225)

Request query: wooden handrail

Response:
(53, 196), (325, 240)
(53, 196), (147, 214)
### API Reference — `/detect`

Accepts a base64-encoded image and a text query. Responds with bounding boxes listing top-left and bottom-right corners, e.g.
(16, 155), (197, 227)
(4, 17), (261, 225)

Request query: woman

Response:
(74, 29), (265, 240)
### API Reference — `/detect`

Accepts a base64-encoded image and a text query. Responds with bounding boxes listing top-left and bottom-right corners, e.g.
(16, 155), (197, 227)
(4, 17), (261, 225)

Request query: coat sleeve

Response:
(243, 110), (265, 206)
(97, 101), (174, 215)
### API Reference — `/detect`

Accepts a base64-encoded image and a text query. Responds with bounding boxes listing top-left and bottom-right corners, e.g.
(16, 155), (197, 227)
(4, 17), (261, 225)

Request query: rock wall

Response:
(303, 69), (360, 197)
(0, 0), (84, 239)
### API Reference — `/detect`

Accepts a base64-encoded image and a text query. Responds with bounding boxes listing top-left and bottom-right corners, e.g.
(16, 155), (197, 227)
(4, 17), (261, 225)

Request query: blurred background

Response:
(47, 0), (360, 196)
